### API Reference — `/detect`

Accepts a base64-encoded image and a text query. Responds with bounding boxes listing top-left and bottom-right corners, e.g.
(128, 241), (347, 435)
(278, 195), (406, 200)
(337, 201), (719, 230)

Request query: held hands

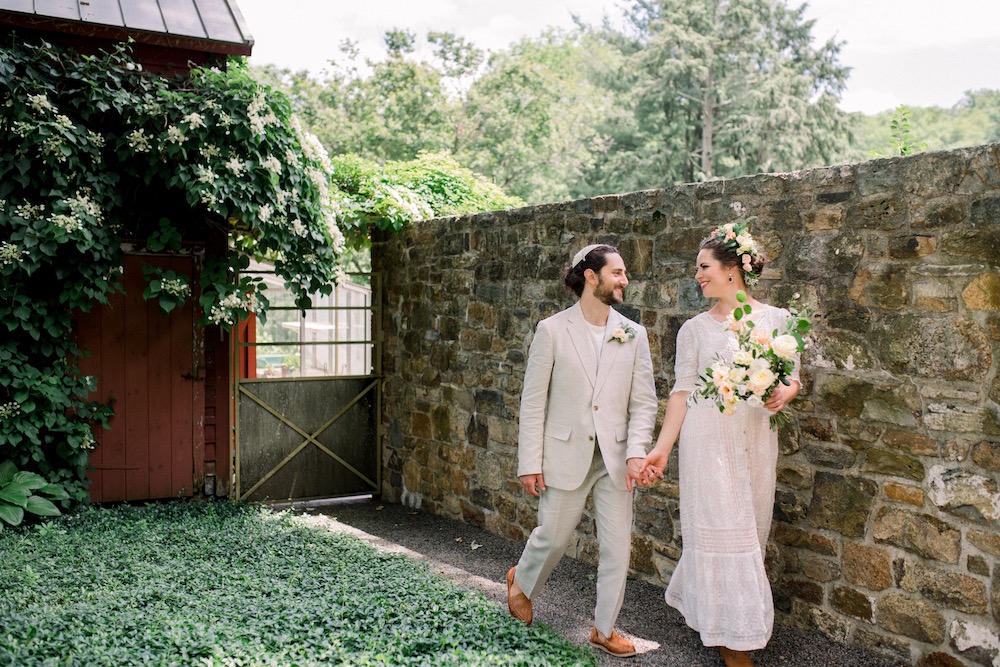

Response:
(637, 449), (670, 487)
(628, 455), (665, 490)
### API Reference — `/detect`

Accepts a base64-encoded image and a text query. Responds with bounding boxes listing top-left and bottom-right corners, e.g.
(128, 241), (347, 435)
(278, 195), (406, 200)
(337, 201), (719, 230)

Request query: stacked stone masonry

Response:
(371, 144), (1000, 666)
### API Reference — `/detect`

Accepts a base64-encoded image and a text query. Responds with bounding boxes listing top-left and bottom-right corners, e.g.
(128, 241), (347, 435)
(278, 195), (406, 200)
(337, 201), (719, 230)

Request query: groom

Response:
(506, 244), (657, 658)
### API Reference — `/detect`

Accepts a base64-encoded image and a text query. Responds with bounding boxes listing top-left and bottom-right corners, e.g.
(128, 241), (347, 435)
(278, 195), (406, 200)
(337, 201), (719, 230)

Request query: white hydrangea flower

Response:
(307, 167), (328, 195)
(289, 218), (308, 237)
(326, 215), (346, 253)
(225, 156), (246, 175)
(50, 213), (82, 232)
(14, 203), (45, 219)
(161, 278), (191, 298)
(41, 136), (67, 161)
(249, 114), (266, 136)
(208, 290), (260, 326)
(0, 401), (21, 419)
(262, 155), (281, 174)
(183, 112), (206, 129)
(0, 241), (27, 267)
(28, 93), (53, 113)
(81, 429), (97, 450)
(66, 192), (102, 222)
(166, 126), (185, 144)
(195, 165), (217, 185)
(258, 203), (273, 223)
(128, 129), (151, 152)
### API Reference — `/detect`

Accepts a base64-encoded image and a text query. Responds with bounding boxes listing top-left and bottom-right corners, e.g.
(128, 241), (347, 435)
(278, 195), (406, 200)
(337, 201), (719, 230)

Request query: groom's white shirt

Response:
(517, 301), (657, 491)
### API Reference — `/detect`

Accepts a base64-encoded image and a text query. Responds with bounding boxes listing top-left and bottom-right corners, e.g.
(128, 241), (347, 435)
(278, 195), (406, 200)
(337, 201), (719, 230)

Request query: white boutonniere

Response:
(609, 325), (637, 344)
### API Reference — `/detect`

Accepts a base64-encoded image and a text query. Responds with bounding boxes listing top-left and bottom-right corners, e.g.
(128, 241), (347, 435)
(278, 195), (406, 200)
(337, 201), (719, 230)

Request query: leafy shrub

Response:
(1, 38), (523, 507)
(0, 460), (68, 529)
(0, 38), (348, 502)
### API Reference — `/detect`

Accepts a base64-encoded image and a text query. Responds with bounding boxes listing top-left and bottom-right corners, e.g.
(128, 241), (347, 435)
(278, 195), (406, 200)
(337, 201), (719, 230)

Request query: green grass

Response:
(0, 501), (596, 666)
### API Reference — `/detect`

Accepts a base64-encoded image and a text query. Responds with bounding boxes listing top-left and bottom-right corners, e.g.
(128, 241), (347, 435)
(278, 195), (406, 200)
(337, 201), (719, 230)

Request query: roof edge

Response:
(0, 10), (253, 56)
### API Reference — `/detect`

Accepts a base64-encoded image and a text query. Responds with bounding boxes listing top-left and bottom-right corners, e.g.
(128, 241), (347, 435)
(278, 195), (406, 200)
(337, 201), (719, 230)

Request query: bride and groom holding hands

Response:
(506, 226), (801, 667)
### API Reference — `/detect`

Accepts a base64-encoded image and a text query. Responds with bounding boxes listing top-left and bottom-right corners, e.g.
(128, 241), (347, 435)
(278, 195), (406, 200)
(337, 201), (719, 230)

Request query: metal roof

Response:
(0, 0), (254, 56)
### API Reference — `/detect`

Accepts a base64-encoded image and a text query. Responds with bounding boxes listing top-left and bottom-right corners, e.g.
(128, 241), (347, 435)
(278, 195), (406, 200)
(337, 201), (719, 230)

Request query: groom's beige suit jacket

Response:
(517, 302), (658, 491)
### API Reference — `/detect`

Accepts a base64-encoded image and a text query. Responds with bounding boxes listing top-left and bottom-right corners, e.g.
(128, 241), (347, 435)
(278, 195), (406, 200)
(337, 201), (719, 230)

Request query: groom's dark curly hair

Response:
(563, 244), (619, 297)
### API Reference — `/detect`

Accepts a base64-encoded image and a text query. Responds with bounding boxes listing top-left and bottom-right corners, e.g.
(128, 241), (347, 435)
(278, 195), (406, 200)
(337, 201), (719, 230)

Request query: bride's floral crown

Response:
(708, 219), (761, 287)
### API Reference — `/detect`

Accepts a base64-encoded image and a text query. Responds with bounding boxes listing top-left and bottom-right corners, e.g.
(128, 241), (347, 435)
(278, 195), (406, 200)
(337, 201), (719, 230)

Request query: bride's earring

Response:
(728, 274), (733, 283)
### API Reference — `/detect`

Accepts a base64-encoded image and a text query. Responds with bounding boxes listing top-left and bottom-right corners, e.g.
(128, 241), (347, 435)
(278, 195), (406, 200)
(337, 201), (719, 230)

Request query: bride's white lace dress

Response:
(664, 305), (797, 651)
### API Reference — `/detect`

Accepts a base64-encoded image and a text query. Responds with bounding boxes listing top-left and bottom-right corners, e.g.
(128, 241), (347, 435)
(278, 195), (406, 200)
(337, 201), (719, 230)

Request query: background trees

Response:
(255, 0), (1000, 206)
(585, 0), (852, 188)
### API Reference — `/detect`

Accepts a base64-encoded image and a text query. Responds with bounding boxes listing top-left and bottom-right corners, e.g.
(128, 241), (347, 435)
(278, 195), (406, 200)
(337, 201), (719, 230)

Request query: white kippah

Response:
(572, 244), (602, 268)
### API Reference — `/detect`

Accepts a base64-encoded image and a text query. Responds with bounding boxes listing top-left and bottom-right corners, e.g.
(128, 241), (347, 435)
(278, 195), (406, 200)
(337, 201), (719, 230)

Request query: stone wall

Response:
(371, 144), (1000, 666)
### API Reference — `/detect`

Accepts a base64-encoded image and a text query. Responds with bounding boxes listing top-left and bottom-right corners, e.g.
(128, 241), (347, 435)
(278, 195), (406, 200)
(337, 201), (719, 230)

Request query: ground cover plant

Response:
(0, 501), (596, 666)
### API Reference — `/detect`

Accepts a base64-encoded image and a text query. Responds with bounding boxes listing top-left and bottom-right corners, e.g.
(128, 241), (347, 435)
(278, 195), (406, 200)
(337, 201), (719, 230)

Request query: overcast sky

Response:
(235, 0), (1000, 115)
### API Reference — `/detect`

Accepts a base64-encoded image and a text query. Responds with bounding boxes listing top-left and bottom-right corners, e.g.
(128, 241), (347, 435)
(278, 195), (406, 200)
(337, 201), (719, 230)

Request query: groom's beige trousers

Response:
(514, 449), (634, 637)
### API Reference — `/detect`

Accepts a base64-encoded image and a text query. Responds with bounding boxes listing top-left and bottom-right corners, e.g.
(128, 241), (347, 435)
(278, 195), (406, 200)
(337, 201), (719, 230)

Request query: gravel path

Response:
(286, 497), (909, 667)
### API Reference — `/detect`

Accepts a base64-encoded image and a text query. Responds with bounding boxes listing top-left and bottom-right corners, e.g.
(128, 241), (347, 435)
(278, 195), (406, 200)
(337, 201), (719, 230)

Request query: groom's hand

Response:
(626, 457), (646, 491)
(519, 474), (546, 497)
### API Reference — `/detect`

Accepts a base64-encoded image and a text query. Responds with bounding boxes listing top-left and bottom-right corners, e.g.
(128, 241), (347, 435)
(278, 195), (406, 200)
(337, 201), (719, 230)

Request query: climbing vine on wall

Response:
(0, 36), (524, 509)
(0, 39), (350, 504)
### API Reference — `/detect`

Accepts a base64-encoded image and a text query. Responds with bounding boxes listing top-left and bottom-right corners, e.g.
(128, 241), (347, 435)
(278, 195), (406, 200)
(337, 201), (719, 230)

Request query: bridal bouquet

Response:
(691, 291), (812, 430)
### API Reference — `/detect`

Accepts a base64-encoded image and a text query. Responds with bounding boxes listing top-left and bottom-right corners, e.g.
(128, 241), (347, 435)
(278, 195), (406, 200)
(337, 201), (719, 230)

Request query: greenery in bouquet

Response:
(691, 291), (812, 430)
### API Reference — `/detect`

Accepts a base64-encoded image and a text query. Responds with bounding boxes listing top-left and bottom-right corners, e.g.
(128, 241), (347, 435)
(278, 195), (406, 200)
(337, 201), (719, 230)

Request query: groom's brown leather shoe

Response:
(589, 628), (636, 657)
(506, 567), (532, 625)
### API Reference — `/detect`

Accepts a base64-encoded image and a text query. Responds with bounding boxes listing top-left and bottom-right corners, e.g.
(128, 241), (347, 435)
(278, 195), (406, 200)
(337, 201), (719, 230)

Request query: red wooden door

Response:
(77, 254), (202, 502)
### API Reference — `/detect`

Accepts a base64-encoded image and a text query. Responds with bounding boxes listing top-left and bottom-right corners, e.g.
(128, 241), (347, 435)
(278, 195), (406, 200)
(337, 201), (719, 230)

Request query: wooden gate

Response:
(233, 269), (381, 502)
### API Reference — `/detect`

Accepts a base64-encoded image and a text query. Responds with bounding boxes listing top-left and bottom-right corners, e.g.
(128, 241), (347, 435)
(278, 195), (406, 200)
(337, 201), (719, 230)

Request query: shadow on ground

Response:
(287, 497), (907, 667)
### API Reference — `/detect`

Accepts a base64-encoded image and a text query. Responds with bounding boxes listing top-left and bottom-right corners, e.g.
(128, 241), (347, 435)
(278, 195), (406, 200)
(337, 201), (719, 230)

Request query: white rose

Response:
(746, 394), (764, 408)
(749, 356), (770, 373)
(772, 334), (799, 359)
(733, 349), (753, 366)
(748, 367), (776, 393)
(728, 366), (748, 383)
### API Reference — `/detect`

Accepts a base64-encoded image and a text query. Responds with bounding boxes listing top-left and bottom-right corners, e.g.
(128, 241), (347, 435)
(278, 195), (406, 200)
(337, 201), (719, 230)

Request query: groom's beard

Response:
(595, 277), (624, 305)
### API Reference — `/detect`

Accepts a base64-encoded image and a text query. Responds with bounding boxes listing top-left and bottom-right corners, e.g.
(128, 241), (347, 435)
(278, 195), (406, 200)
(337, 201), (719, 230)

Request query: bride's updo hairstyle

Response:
(700, 220), (765, 287)
(563, 244), (619, 297)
